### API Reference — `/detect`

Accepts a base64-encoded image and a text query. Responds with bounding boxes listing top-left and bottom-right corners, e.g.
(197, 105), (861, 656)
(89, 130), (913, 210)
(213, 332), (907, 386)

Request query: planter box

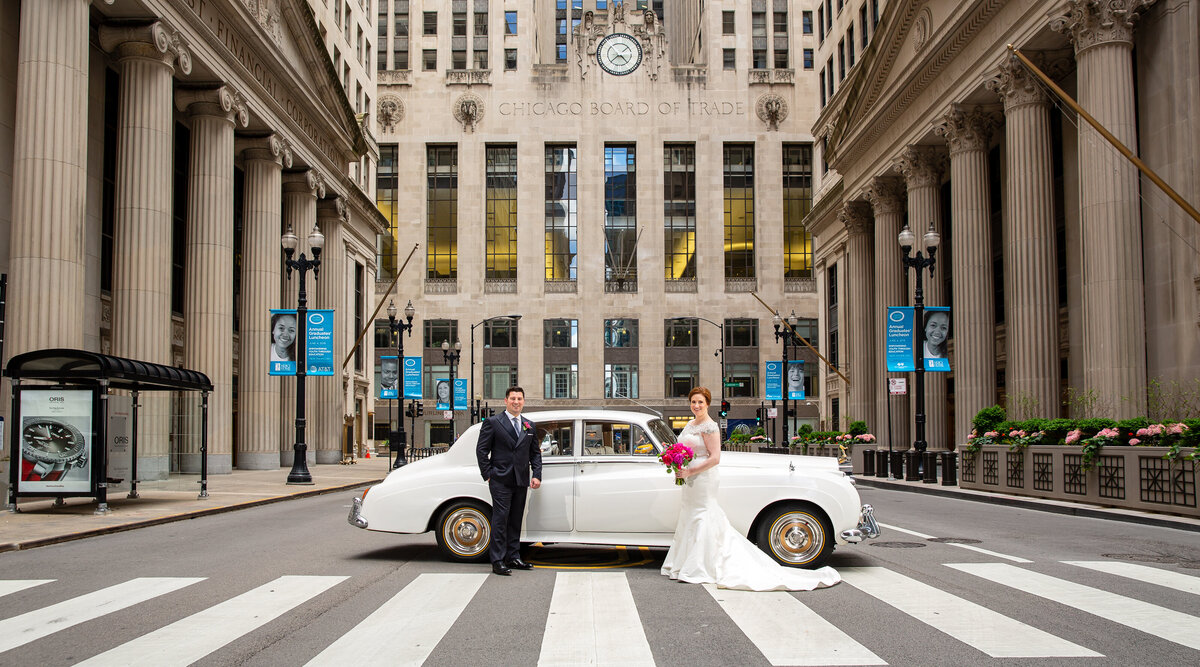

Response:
(960, 445), (1198, 519)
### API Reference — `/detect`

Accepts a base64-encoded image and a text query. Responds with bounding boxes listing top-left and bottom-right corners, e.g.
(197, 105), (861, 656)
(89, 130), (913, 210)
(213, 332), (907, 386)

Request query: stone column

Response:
(934, 105), (999, 442)
(987, 57), (1062, 420)
(865, 178), (908, 452)
(314, 197), (347, 464)
(1054, 1), (1154, 416)
(840, 202), (876, 432)
(896, 146), (949, 451)
(279, 170), (325, 466)
(237, 136), (292, 469)
(8, 0), (90, 356)
(99, 22), (192, 478)
(176, 86), (249, 474)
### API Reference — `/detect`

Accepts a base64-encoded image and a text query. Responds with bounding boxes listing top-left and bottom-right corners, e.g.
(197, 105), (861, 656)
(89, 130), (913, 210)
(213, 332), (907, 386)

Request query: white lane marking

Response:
(539, 572), (655, 666)
(1064, 561), (1200, 596)
(705, 584), (886, 666)
(841, 567), (1098, 658)
(0, 580), (54, 598)
(78, 575), (346, 667)
(949, 562), (1200, 652)
(0, 577), (203, 654)
(307, 573), (487, 667)
(876, 523), (1031, 563)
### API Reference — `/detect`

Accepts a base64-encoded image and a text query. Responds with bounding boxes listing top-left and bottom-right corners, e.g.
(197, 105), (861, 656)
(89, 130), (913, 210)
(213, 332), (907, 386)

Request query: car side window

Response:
(583, 422), (654, 457)
(536, 420), (573, 458)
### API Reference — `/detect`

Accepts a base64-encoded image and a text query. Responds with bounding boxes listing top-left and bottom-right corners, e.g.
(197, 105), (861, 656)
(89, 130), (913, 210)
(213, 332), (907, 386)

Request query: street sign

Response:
(768, 408), (778, 418)
(443, 410), (453, 420)
(889, 378), (908, 395)
(723, 381), (743, 388)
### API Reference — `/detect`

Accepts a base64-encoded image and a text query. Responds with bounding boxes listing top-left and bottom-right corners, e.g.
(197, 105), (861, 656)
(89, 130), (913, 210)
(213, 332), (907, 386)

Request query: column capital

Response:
(1051, 0), (1157, 54)
(317, 196), (349, 223)
(986, 51), (1072, 111)
(865, 177), (906, 215)
(894, 145), (946, 190)
(933, 104), (1001, 155)
(176, 85), (250, 128)
(283, 170), (326, 198)
(238, 134), (294, 167)
(99, 20), (192, 74)
(839, 201), (874, 236)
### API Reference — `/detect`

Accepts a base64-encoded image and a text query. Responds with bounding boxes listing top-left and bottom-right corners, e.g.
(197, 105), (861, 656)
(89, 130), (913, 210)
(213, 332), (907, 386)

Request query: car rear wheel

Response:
(435, 500), (492, 563)
(756, 504), (834, 569)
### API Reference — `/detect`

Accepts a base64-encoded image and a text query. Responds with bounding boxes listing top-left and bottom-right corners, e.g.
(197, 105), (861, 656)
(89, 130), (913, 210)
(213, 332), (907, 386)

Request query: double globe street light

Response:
(898, 222), (940, 480)
(773, 309), (802, 446)
(441, 339), (462, 438)
(386, 299), (415, 469)
(281, 223), (324, 485)
(469, 315), (522, 423)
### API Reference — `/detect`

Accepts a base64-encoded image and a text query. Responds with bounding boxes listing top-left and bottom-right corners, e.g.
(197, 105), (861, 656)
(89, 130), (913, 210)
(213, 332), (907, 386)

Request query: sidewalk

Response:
(0, 454), (392, 553)
(853, 474), (1200, 533)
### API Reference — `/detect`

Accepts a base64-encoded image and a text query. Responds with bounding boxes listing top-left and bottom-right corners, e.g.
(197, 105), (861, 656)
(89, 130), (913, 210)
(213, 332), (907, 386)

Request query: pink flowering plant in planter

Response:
(1080, 427), (1121, 470)
(854, 433), (877, 444)
(1008, 429), (1047, 451)
(963, 429), (1002, 455)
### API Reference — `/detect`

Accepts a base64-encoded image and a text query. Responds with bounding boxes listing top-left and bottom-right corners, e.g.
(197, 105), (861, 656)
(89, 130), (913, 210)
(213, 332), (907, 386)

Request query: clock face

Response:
(597, 33), (642, 76)
(22, 418), (86, 463)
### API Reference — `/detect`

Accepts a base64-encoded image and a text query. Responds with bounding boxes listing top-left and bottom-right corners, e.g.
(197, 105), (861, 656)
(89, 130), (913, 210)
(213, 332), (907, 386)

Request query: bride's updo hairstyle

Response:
(688, 387), (711, 405)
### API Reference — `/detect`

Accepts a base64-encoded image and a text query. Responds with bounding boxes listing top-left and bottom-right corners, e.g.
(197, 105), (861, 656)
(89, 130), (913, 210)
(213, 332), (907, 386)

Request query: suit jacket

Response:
(476, 413), (543, 486)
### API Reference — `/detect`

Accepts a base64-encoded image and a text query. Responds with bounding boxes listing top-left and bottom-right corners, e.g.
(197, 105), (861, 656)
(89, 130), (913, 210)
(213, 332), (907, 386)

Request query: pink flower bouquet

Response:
(659, 442), (695, 486)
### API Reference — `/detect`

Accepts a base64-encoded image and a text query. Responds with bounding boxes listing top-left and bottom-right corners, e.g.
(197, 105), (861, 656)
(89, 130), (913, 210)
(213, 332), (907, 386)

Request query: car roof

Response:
(520, 409), (665, 424)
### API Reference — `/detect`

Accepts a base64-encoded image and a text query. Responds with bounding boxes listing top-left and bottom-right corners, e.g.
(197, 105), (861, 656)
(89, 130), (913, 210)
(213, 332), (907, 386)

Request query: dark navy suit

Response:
(476, 412), (543, 565)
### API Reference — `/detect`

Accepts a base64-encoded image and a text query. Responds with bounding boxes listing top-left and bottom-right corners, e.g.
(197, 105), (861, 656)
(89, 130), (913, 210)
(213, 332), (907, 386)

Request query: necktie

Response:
(512, 417), (521, 437)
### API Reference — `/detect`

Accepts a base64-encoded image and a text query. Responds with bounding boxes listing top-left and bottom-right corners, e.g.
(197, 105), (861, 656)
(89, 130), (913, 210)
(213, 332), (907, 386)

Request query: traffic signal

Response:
(720, 400), (730, 418)
(754, 407), (762, 427)
(416, 402), (425, 417)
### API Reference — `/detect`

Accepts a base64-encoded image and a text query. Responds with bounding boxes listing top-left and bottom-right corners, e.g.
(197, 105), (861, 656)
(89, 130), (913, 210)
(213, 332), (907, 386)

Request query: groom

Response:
(476, 386), (542, 575)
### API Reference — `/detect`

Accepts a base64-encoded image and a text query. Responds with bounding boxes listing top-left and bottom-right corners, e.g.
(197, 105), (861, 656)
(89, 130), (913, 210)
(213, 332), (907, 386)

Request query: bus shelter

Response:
(5, 349), (212, 514)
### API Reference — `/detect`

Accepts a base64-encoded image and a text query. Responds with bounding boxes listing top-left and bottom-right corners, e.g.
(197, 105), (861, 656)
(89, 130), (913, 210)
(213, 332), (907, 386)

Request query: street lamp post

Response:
(441, 339), (462, 438)
(898, 223), (940, 471)
(281, 223), (324, 485)
(668, 316), (725, 429)
(387, 299), (415, 469)
(469, 315), (522, 422)
(773, 310), (801, 446)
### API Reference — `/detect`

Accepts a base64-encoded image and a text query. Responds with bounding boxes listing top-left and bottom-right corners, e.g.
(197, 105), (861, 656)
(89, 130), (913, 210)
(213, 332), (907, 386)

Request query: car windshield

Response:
(646, 418), (676, 449)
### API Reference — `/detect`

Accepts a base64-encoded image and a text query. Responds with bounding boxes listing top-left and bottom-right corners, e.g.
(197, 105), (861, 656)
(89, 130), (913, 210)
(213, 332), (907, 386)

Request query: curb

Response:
(0, 478), (384, 553)
(853, 476), (1200, 533)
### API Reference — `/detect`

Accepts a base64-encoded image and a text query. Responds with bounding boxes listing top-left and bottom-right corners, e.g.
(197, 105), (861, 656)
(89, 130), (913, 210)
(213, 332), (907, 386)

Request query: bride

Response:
(661, 387), (841, 591)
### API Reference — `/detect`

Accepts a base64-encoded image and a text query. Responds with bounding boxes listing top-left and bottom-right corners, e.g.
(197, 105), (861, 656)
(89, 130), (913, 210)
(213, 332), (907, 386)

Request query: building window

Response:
(664, 143), (696, 281)
(544, 318), (578, 348)
(452, 49), (467, 69)
(354, 262), (364, 370)
(423, 11), (437, 35)
(804, 49), (814, 70)
(485, 145), (517, 281)
(774, 11), (788, 33)
(545, 145), (578, 282)
(376, 144), (398, 280)
(665, 318), (698, 347)
(604, 144), (637, 291)
(505, 11), (517, 35)
(723, 48), (736, 70)
(817, 6), (824, 42)
(820, 68), (826, 106)
(426, 145), (457, 280)
(505, 48), (517, 70)
(605, 364), (639, 399)
(827, 265), (839, 368)
(725, 318), (759, 347)
(475, 12), (488, 35)
(473, 51), (488, 69)
(422, 49), (436, 70)
(838, 39), (846, 80)
(848, 26), (855, 67)
(802, 11), (813, 34)
(753, 49), (767, 70)
(452, 12), (467, 36)
(665, 363), (699, 398)
(604, 319), (638, 348)
(752, 11), (766, 37)
(423, 363), (450, 398)
(723, 144), (755, 280)
(860, 5), (870, 47)
(483, 364), (518, 400)
(484, 319), (518, 348)
(791, 318), (819, 348)
(774, 50), (788, 69)
(171, 122), (189, 316)
(544, 364), (578, 399)
(872, 0), (880, 28)
(783, 144), (813, 279)
(727, 363), (758, 398)
(424, 319), (459, 348)
(827, 58), (834, 96)
(831, 397), (840, 432)
(722, 10), (735, 34)
(374, 320), (396, 349)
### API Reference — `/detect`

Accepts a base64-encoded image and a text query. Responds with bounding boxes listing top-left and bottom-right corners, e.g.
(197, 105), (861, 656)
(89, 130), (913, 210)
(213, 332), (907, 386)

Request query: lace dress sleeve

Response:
(692, 421), (720, 435)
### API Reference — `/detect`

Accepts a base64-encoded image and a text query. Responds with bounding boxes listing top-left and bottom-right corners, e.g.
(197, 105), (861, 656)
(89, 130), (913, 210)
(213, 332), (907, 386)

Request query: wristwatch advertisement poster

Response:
(19, 389), (93, 493)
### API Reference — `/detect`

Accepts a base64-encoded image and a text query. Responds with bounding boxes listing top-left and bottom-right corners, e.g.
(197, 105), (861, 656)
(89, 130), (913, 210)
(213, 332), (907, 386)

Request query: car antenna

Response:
(611, 392), (663, 419)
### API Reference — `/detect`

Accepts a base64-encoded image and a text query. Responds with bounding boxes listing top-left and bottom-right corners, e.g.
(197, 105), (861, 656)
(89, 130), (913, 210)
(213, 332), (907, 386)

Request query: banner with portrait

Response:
(885, 307), (916, 372)
(435, 379), (451, 411)
(268, 309), (298, 376)
(18, 389), (94, 493)
(402, 356), (422, 399)
(379, 356), (399, 399)
(764, 361), (782, 401)
(787, 360), (806, 400)
(922, 307), (951, 372)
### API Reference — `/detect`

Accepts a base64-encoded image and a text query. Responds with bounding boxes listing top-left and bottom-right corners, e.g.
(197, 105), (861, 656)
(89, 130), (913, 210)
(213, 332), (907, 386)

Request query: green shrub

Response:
(798, 423), (814, 436)
(1042, 419), (1076, 443)
(847, 420), (868, 436)
(1076, 417), (1116, 435)
(972, 406), (1006, 434)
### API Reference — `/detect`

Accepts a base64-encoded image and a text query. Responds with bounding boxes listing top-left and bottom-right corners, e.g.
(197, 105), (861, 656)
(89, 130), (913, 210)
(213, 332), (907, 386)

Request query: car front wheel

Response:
(435, 500), (492, 563)
(756, 504), (834, 569)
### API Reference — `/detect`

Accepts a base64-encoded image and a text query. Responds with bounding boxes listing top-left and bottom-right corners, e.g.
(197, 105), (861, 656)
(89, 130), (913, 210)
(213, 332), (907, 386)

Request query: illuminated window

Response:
(783, 144), (813, 279)
(723, 144), (755, 279)
(426, 146), (457, 279)
(544, 145), (577, 281)
(604, 145), (638, 291)
(485, 145), (517, 281)
(664, 144), (696, 281)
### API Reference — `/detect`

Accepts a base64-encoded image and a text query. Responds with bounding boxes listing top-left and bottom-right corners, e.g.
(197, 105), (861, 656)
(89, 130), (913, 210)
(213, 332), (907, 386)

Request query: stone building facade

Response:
(809, 0), (1200, 451)
(0, 0), (385, 480)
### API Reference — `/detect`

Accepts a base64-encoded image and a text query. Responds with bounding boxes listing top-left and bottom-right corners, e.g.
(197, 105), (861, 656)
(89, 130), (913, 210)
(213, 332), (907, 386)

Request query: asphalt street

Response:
(0, 485), (1198, 666)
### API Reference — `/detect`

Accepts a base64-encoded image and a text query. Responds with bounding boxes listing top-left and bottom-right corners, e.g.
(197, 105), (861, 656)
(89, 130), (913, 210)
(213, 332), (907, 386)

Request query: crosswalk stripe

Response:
(306, 573), (487, 667)
(0, 577), (203, 654)
(0, 580), (54, 598)
(76, 575), (347, 667)
(841, 567), (1099, 658)
(704, 584), (886, 666)
(948, 562), (1200, 652)
(1064, 561), (1200, 596)
(538, 572), (655, 666)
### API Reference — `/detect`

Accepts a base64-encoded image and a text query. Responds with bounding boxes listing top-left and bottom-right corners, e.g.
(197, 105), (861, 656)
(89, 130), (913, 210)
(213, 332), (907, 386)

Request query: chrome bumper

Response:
(840, 504), (880, 543)
(347, 497), (368, 529)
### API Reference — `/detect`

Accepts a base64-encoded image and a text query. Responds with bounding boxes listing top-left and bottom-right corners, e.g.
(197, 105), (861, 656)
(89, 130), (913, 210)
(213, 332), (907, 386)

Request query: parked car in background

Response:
(349, 409), (878, 568)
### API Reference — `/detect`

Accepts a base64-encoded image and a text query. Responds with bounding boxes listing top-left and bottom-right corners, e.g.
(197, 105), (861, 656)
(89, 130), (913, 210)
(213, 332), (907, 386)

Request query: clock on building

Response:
(596, 33), (643, 76)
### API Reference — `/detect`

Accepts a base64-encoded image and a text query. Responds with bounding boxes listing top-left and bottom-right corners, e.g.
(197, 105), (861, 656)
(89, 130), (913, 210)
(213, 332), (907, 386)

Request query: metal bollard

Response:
(891, 451), (905, 480)
(905, 451), (922, 481)
(941, 450), (958, 486)
(923, 452), (939, 483)
(875, 450), (888, 478)
(861, 449), (876, 476)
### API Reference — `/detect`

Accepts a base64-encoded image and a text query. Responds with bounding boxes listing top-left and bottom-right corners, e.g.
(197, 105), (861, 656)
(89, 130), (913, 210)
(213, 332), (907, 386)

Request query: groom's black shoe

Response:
(506, 558), (533, 570)
(492, 563), (512, 576)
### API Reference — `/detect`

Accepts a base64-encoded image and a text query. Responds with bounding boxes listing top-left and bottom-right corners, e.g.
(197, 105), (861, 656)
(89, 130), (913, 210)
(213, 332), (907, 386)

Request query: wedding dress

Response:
(660, 419), (841, 591)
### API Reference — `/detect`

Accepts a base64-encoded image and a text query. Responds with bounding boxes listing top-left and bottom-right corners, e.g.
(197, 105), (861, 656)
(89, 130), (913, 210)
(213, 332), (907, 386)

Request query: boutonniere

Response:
(522, 420), (534, 433)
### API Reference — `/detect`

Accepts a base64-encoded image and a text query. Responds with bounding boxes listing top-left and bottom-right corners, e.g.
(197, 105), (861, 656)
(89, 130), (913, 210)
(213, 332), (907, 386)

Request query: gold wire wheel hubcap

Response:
(769, 512), (823, 564)
(444, 508), (489, 557)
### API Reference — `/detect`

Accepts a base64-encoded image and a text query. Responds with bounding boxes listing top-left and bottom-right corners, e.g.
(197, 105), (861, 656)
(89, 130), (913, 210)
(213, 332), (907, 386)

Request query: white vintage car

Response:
(349, 409), (878, 568)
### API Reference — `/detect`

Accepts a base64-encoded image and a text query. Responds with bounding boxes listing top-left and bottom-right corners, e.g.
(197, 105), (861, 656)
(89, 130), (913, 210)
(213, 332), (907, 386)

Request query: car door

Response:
(574, 420), (680, 534)
(523, 418), (575, 533)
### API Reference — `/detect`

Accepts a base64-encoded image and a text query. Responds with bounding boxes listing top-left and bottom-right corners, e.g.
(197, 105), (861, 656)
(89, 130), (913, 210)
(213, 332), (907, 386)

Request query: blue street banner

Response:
(454, 378), (468, 411)
(379, 356), (399, 399)
(764, 361), (782, 401)
(403, 356), (423, 399)
(269, 309), (297, 376)
(787, 360), (806, 400)
(305, 309), (334, 376)
(435, 379), (451, 411)
(923, 306), (952, 372)
(886, 307), (916, 372)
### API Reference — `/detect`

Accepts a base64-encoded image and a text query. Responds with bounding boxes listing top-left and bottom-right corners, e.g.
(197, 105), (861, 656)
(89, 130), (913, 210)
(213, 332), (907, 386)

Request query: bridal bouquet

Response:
(659, 442), (695, 486)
